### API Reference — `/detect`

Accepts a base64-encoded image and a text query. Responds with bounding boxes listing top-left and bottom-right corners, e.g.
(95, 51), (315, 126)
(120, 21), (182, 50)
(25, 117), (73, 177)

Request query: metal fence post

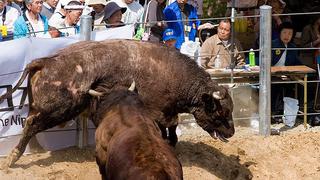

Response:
(79, 15), (92, 41)
(259, 5), (272, 136)
(77, 15), (92, 148)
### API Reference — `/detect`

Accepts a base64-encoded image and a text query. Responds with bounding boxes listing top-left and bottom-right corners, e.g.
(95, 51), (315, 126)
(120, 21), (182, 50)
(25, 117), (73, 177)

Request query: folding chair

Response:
(198, 23), (218, 45)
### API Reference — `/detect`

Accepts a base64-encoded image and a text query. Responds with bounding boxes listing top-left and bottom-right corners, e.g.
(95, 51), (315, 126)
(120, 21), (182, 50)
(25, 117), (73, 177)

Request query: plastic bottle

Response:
(234, 12), (240, 33)
(194, 37), (201, 66)
(249, 48), (255, 66)
(215, 54), (221, 68)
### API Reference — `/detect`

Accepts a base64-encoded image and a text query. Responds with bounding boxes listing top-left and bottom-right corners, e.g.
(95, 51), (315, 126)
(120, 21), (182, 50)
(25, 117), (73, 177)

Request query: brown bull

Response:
(0, 40), (234, 169)
(94, 88), (183, 180)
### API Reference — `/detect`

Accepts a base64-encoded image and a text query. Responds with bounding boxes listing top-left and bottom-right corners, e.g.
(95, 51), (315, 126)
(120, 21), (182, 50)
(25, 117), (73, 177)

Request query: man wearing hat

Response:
(86, 0), (107, 30)
(162, 28), (177, 48)
(103, 1), (126, 28)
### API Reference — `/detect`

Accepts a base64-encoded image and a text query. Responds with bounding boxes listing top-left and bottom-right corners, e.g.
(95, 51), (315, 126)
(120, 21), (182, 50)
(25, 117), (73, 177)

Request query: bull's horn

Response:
(212, 91), (223, 100)
(128, 80), (136, 92)
(88, 89), (103, 97)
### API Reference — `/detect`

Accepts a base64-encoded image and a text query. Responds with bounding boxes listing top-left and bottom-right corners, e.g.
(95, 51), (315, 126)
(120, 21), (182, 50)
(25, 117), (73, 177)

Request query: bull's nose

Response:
(225, 120), (235, 138)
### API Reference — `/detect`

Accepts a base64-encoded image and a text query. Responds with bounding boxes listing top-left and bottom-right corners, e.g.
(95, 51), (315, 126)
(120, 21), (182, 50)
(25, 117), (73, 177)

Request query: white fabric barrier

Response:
(0, 25), (134, 156)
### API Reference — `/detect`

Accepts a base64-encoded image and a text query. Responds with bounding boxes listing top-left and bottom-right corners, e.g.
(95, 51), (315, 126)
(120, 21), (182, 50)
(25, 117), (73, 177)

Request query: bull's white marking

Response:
(75, 65), (83, 73)
(67, 81), (78, 95)
(52, 81), (62, 86)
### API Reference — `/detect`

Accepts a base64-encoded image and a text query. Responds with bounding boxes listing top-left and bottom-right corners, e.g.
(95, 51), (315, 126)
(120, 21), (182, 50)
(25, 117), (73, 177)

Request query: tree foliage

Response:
(202, 0), (227, 19)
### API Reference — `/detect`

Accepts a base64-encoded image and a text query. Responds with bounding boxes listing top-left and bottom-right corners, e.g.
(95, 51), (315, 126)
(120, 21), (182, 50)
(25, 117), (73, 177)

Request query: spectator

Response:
(111, 0), (144, 30)
(13, 0), (49, 39)
(7, 0), (23, 15)
(13, 0), (27, 13)
(200, 19), (245, 69)
(187, 0), (203, 18)
(0, 0), (20, 40)
(272, 22), (301, 66)
(254, 0), (290, 49)
(163, 0), (200, 49)
(162, 28), (177, 47)
(87, 0), (107, 31)
(48, 25), (60, 37)
(103, 1), (126, 28)
(41, 0), (58, 19)
(168, 0), (203, 17)
(144, 0), (167, 42)
(49, 0), (69, 29)
(271, 22), (301, 119)
(49, 0), (83, 36)
(300, 15), (320, 69)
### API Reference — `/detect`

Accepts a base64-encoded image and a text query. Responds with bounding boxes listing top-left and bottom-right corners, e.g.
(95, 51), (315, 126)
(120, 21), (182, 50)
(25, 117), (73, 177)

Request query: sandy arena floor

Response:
(1, 120), (320, 180)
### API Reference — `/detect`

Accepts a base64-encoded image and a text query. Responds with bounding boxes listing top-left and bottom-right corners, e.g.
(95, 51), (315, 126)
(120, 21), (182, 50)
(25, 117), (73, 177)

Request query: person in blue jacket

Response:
(271, 21), (301, 123)
(272, 21), (301, 66)
(163, 0), (200, 49)
(13, 0), (49, 39)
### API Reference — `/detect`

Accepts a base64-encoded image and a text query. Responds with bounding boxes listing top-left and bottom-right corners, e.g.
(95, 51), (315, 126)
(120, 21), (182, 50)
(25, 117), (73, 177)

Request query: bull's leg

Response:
(0, 113), (41, 170)
(95, 156), (107, 180)
(95, 148), (107, 180)
(168, 125), (178, 147)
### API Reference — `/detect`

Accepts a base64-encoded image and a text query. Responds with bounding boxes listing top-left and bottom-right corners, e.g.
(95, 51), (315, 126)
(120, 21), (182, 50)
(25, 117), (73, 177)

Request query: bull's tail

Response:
(0, 58), (46, 101)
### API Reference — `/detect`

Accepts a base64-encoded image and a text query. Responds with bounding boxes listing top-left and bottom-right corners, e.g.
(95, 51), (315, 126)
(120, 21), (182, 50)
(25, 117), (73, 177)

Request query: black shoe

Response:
(271, 117), (283, 124)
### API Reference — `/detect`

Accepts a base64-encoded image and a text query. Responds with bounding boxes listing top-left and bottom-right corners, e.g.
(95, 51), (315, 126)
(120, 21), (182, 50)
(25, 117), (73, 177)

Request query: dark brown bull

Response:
(0, 40), (234, 169)
(94, 88), (183, 180)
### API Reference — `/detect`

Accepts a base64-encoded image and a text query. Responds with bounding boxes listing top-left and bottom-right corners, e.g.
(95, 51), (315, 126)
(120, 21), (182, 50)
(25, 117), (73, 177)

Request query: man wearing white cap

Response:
(86, 0), (107, 30)
(49, 0), (84, 37)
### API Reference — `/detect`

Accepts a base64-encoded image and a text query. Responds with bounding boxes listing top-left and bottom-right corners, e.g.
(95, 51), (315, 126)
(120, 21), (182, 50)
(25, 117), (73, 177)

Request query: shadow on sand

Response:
(8, 146), (95, 170)
(175, 141), (254, 180)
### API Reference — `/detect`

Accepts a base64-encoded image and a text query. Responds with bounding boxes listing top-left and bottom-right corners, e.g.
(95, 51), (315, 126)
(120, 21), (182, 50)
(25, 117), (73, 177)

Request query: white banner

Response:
(0, 25), (134, 156)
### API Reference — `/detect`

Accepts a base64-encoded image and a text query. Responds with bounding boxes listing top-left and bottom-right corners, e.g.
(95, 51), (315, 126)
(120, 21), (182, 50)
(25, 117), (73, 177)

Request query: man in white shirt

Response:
(111, 0), (143, 29)
(49, 0), (83, 37)
(0, 0), (20, 40)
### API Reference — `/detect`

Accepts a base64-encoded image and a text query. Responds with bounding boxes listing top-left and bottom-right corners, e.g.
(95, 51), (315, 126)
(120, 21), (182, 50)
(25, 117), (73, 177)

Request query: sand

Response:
(1, 121), (320, 180)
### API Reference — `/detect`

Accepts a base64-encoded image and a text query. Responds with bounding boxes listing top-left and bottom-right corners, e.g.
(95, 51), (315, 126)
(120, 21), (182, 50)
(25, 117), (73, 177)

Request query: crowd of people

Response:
(1, 0), (320, 119)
